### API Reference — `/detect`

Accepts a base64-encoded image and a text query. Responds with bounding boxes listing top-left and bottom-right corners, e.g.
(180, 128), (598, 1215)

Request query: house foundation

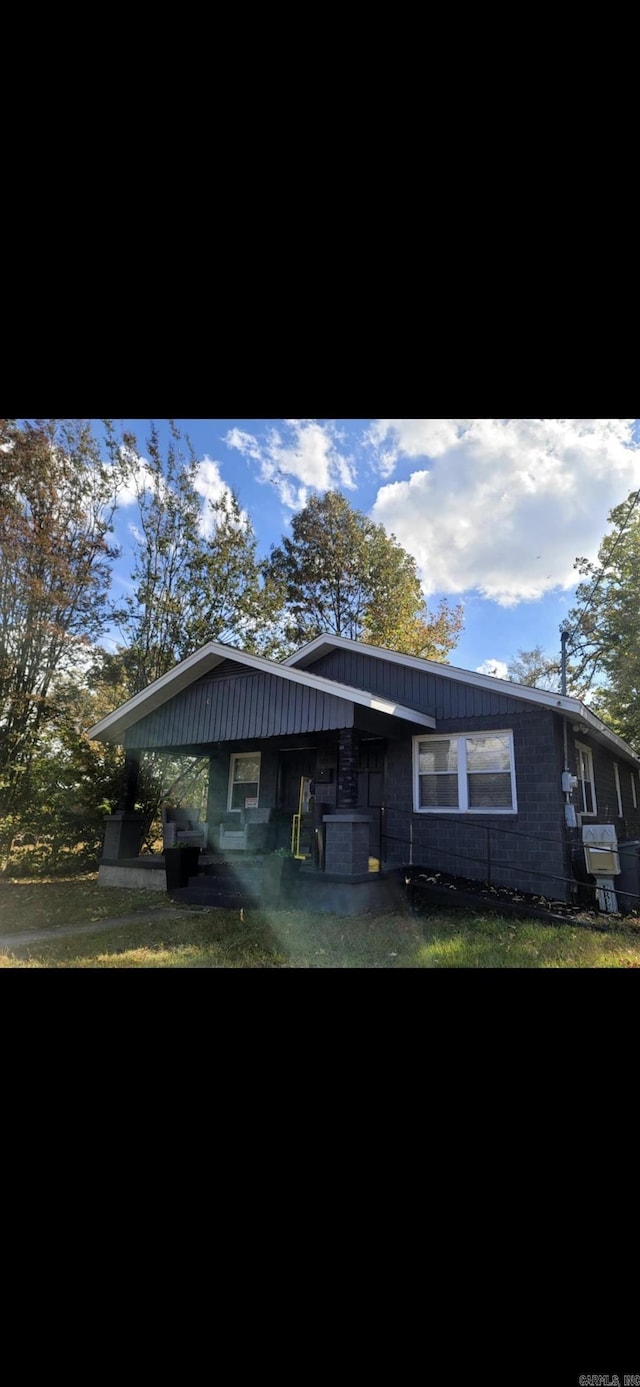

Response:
(98, 855), (167, 890)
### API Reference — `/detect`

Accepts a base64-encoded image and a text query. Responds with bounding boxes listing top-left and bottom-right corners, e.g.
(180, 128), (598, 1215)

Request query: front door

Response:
(357, 739), (386, 863)
(276, 748), (317, 853)
(277, 748), (318, 812)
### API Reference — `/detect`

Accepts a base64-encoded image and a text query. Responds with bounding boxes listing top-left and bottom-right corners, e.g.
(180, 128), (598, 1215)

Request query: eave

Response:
(85, 641), (436, 745)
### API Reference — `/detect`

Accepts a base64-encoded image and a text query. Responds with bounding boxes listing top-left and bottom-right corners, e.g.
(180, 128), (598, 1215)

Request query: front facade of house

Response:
(88, 635), (640, 907)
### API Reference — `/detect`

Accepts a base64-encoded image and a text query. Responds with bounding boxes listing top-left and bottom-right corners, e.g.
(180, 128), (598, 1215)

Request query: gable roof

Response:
(284, 634), (640, 766)
(85, 640), (437, 744)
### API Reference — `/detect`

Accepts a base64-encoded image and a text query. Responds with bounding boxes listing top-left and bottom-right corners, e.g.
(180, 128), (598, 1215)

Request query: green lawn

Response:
(1, 873), (640, 967)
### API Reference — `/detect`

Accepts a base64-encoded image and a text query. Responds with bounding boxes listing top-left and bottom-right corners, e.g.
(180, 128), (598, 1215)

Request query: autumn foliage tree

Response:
(266, 491), (463, 658)
(566, 490), (640, 748)
(507, 645), (562, 691)
(0, 418), (125, 863)
(109, 420), (284, 693)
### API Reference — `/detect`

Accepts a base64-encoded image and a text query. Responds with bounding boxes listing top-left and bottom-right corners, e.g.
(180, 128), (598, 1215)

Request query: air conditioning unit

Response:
(582, 824), (620, 911)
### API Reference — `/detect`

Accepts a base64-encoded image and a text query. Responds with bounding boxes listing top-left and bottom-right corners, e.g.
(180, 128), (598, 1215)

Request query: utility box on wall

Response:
(582, 824), (620, 877)
(582, 823), (621, 912)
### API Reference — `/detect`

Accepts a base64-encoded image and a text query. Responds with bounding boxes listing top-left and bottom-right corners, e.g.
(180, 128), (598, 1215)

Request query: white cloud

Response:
(225, 419), (357, 505)
(366, 419), (469, 477)
(193, 456), (247, 538)
(115, 446), (155, 507)
(476, 659), (509, 679)
(275, 478), (309, 511)
(118, 446), (243, 540)
(224, 428), (262, 461)
(194, 456), (228, 506)
(369, 418), (640, 606)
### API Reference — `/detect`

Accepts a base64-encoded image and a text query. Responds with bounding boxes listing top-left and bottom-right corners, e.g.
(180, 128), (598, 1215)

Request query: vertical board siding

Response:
(308, 649), (531, 721)
(122, 649), (545, 752)
(124, 670), (354, 748)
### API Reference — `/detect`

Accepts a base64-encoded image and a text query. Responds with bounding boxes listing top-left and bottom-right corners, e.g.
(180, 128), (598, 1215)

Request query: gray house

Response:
(87, 635), (640, 911)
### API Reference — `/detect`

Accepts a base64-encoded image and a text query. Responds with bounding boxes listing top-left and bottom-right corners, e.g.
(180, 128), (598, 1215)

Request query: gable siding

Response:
(193, 659), (252, 682)
(123, 671), (355, 750)
(306, 649), (534, 721)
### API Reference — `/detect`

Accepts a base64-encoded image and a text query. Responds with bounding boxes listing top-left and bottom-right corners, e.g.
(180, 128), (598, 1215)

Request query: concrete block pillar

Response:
(323, 813), (372, 876)
(102, 812), (146, 860)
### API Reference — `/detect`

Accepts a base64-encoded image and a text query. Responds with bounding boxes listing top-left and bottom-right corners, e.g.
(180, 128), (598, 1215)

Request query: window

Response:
(228, 752), (261, 811)
(632, 771), (638, 811)
(575, 742), (596, 816)
(613, 763), (623, 818)
(413, 731), (517, 813)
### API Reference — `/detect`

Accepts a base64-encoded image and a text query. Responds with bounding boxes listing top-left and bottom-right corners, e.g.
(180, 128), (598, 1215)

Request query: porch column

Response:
(101, 751), (145, 860)
(206, 749), (230, 849)
(337, 728), (360, 809)
(120, 753), (140, 810)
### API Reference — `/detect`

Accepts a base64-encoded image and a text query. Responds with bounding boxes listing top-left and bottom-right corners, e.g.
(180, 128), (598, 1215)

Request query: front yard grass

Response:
(2, 873), (640, 966)
(0, 873), (168, 935)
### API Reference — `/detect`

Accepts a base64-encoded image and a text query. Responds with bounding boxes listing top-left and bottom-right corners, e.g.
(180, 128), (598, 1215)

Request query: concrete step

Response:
(170, 881), (260, 908)
(201, 863), (264, 879)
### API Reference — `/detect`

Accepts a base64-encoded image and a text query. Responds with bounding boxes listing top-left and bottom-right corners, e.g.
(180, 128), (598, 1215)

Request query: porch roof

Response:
(85, 640), (436, 746)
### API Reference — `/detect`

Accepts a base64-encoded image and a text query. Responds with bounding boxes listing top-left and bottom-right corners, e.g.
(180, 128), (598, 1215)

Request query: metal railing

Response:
(378, 804), (640, 906)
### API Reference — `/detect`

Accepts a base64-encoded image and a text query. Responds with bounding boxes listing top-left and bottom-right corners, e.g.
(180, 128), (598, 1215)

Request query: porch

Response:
(98, 846), (404, 915)
(89, 639), (434, 914)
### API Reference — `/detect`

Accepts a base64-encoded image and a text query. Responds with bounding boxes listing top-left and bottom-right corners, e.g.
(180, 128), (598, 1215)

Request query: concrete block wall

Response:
(384, 709), (569, 900)
(565, 731), (640, 841)
(315, 745), (338, 810)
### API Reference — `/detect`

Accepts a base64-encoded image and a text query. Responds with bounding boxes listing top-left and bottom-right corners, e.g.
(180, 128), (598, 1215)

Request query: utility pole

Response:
(559, 621), (570, 696)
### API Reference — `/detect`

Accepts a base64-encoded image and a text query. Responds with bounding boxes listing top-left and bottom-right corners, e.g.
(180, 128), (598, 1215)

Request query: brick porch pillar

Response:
(337, 728), (360, 809)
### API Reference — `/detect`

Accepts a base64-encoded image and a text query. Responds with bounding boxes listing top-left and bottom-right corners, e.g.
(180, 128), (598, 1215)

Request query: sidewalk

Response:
(0, 905), (196, 953)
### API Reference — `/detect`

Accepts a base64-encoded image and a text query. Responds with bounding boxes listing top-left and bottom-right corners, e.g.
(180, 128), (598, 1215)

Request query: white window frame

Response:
(413, 730), (517, 814)
(613, 762), (623, 818)
(227, 751), (261, 812)
(632, 770), (638, 811)
(575, 742), (597, 817)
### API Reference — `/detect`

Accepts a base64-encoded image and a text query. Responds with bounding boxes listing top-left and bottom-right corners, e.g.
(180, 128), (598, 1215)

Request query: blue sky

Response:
(103, 418), (640, 678)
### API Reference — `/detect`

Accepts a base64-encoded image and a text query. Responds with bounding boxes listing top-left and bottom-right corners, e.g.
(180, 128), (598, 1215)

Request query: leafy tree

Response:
(3, 645), (211, 874)
(566, 489), (640, 747)
(6, 666), (127, 874)
(182, 488), (285, 660)
(0, 418), (125, 860)
(507, 645), (562, 691)
(266, 491), (463, 658)
(110, 421), (284, 692)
